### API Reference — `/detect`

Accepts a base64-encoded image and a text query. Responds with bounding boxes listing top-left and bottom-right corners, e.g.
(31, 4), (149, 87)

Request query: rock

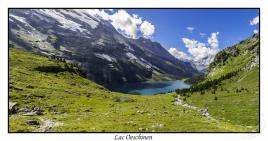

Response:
(152, 123), (165, 128)
(36, 110), (44, 115)
(231, 48), (239, 57)
(23, 111), (38, 116)
(115, 97), (136, 102)
(33, 107), (44, 115)
(18, 107), (32, 112)
(9, 102), (18, 114)
(36, 118), (64, 132)
(26, 85), (34, 89)
(13, 87), (23, 91)
(22, 108), (44, 116)
(26, 120), (40, 125)
(138, 127), (146, 131)
(137, 110), (147, 114)
(127, 121), (136, 126)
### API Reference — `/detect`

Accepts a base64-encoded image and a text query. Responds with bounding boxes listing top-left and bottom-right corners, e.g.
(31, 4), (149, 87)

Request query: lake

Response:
(105, 80), (190, 95)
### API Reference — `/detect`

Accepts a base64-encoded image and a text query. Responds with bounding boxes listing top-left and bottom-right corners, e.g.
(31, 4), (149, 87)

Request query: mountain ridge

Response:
(9, 9), (198, 85)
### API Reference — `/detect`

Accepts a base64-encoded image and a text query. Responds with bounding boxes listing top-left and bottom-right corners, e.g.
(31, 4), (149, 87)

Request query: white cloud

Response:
(200, 32), (206, 37)
(132, 14), (139, 18)
(186, 27), (195, 33)
(168, 48), (192, 62)
(250, 16), (259, 26)
(168, 32), (220, 70)
(140, 21), (155, 38)
(208, 32), (219, 49)
(109, 10), (142, 39)
(182, 38), (209, 61)
(253, 29), (259, 34)
(87, 9), (155, 39)
(183, 32), (220, 70)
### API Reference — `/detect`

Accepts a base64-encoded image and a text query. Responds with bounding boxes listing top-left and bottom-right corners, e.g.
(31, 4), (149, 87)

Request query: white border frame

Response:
(1, 0), (267, 141)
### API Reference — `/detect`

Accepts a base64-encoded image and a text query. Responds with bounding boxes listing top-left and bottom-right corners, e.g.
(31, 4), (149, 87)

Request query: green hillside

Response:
(176, 34), (259, 131)
(8, 47), (256, 132)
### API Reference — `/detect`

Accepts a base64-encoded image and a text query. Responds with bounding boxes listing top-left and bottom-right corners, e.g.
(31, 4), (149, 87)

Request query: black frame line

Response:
(7, 7), (261, 134)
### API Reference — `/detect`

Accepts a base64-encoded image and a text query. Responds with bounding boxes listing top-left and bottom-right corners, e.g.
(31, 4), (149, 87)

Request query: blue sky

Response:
(126, 9), (259, 52)
(92, 9), (259, 70)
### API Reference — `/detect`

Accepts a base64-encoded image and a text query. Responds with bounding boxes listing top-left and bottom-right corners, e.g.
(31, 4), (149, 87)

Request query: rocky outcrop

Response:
(174, 95), (214, 120)
(9, 102), (18, 114)
(208, 33), (259, 77)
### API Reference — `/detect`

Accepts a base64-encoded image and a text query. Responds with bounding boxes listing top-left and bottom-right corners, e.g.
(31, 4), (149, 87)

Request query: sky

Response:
(89, 9), (259, 70)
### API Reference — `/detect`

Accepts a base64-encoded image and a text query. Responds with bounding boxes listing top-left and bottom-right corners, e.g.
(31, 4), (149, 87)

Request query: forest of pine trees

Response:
(176, 69), (241, 94)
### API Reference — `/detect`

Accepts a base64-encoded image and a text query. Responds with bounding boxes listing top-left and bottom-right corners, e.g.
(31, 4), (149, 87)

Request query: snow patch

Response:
(35, 9), (90, 33)
(60, 9), (99, 29)
(126, 52), (137, 60)
(9, 14), (36, 30)
(95, 53), (116, 62)
(59, 46), (71, 52)
(9, 14), (28, 24)
(96, 38), (106, 46)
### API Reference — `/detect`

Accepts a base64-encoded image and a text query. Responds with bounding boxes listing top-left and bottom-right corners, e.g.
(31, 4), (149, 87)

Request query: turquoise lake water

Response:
(106, 80), (190, 95)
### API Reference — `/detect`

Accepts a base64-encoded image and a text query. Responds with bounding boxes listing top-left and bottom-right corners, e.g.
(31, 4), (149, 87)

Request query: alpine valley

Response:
(9, 9), (198, 85)
(8, 9), (259, 132)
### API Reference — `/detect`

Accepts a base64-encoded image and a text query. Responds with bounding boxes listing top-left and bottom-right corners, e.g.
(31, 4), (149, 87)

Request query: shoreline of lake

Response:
(105, 79), (191, 95)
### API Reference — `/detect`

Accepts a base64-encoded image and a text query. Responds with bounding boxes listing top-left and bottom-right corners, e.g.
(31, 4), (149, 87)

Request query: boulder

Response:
(9, 102), (18, 114)
(23, 111), (38, 116)
(138, 127), (146, 131)
(18, 107), (32, 112)
(26, 120), (40, 125)
(115, 97), (136, 102)
(22, 108), (44, 116)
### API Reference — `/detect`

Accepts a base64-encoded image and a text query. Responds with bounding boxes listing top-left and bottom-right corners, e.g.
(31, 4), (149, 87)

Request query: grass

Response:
(177, 34), (260, 132)
(9, 48), (258, 132)
(184, 68), (259, 130)
(204, 34), (259, 83)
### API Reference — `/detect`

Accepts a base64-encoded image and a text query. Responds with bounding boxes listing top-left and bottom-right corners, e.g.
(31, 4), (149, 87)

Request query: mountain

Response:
(8, 9), (198, 85)
(207, 33), (259, 80)
(176, 34), (259, 131)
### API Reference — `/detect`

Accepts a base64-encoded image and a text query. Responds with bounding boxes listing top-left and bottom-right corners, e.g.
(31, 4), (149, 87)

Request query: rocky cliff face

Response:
(207, 33), (259, 78)
(9, 9), (198, 84)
